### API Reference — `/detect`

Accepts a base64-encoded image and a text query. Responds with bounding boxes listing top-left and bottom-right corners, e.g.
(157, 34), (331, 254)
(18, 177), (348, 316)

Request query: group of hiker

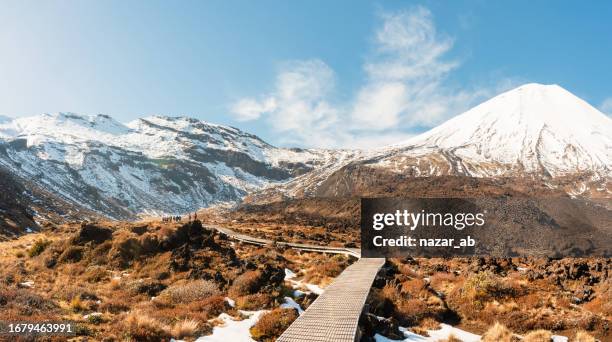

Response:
(162, 215), (182, 223)
(161, 212), (198, 223)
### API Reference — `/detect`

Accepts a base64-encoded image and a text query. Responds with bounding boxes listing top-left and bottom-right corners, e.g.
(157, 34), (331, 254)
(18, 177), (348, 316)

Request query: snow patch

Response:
(375, 323), (480, 341)
(195, 311), (265, 342)
(284, 268), (325, 295)
(225, 297), (236, 308)
(280, 297), (304, 315)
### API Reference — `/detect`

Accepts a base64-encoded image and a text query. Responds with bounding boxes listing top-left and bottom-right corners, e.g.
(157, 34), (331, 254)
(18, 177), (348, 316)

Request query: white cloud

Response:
(231, 97), (276, 121)
(234, 60), (341, 147)
(351, 82), (406, 130)
(365, 7), (457, 82)
(231, 6), (501, 148)
(601, 98), (612, 116)
(351, 7), (483, 131)
(269, 60), (339, 134)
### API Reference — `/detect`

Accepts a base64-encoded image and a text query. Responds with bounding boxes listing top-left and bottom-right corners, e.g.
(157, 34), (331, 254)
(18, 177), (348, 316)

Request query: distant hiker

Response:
(188, 213), (191, 222)
(194, 212), (198, 221)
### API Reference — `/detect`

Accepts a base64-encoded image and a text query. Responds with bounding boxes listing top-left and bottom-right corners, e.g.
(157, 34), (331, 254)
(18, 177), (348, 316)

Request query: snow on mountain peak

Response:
(0, 112), (130, 142)
(387, 83), (612, 176)
(0, 115), (12, 124)
(0, 112), (338, 218)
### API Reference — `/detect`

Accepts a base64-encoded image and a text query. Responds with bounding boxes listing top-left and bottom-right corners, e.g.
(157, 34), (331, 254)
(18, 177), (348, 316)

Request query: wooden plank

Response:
(277, 258), (385, 342)
(207, 225), (384, 341)
(209, 225), (361, 257)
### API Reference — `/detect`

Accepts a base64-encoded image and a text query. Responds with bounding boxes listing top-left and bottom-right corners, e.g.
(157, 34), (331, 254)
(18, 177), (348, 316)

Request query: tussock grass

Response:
(157, 280), (220, 304)
(481, 322), (513, 342)
(250, 308), (298, 341)
(28, 239), (51, 257)
(170, 318), (200, 339)
(523, 329), (552, 342)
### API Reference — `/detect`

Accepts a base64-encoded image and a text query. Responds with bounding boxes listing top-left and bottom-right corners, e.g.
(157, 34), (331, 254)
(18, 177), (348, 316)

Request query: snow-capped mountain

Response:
(377, 83), (611, 177)
(0, 83), (609, 222)
(0, 113), (353, 219)
(262, 83), (611, 199)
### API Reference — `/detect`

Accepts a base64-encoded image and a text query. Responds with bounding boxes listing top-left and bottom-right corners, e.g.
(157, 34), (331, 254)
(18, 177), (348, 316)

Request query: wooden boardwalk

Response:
(277, 257), (385, 342)
(210, 225), (360, 258)
(208, 225), (385, 342)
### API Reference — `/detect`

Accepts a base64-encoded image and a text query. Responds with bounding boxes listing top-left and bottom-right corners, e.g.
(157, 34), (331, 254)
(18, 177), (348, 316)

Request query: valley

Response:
(0, 83), (610, 341)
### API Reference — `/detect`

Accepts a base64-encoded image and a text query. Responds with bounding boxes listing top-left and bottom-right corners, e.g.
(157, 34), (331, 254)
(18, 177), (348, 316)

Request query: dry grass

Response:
(429, 272), (457, 290)
(523, 329), (552, 342)
(58, 245), (84, 263)
(419, 317), (441, 330)
(481, 322), (513, 342)
(0, 288), (57, 319)
(301, 254), (351, 285)
(583, 282), (612, 316)
(235, 293), (273, 310)
(109, 277), (121, 290)
(229, 270), (263, 297)
(99, 298), (130, 314)
(28, 239), (51, 257)
(70, 296), (87, 312)
(184, 295), (228, 319)
(462, 271), (508, 303)
(0, 220), (299, 338)
(250, 308), (298, 341)
(397, 263), (420, 278)
(170, 318), (200, 339)
(400, 278), (427, 296)
(124, 310), (170, 342)
(84, 265), (108, 283)
(440, 335), (462, 342)
(396, 298), (430, 325)
(373, 276), (449, 327)
(157, 280), (220, 304)
(574, 330), (596, 342)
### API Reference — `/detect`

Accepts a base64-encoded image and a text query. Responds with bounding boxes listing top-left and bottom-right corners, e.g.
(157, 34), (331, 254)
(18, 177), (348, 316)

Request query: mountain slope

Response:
(0, 83), (609, 224)
(257, 83), (611, 200)
(0, 113), (355, 219)
(379, 83), (611, 177)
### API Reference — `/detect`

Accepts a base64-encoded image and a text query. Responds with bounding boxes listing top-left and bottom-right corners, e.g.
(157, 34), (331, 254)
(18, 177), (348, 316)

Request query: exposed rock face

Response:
(0, 168), (38, 240)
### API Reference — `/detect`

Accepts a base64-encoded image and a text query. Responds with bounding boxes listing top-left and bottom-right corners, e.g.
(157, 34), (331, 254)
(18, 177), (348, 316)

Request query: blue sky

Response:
(1, 0), (611, 147)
